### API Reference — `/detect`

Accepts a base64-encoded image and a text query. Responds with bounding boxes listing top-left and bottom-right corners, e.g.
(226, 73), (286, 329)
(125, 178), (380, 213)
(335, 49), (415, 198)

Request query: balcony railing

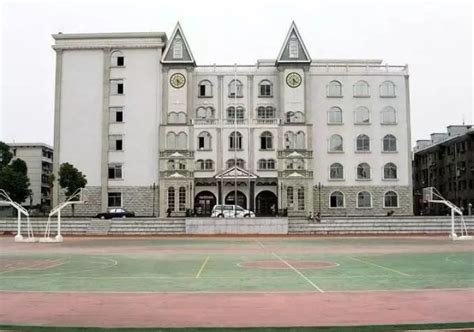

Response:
(160, 170), (194, 178)
(159, 150), (195, 158)
(191, 118), (281, 127)
(278, 150), (313, 158)
(278, 170), (314, 178)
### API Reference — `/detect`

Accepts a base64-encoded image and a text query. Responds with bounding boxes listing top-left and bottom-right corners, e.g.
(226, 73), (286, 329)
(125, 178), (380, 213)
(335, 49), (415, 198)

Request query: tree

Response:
(0, 166), (31, 204)
(10, 158), (28, 175)
(0, 141), (13, 169)
(58, 163), (87, 216)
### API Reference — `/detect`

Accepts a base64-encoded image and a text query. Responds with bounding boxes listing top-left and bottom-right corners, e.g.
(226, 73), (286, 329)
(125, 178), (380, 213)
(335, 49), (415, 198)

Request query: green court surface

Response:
(0, 236), (473, 293)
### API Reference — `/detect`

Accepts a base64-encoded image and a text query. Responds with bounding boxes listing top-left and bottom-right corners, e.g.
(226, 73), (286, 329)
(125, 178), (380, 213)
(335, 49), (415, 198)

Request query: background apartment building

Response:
(9, 143), (53, 208)
(413, 125), (474, 215)
(52, 22), (413, 217)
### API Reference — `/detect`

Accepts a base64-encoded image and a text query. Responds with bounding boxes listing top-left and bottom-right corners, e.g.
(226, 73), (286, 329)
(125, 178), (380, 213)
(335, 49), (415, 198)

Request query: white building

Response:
(52, 22), (413, 217)
(9, 143), (53, 208)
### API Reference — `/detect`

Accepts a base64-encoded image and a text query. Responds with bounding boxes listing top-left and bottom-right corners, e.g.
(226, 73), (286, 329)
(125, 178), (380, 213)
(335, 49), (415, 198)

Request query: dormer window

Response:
(173, 36), (183, 59)
(289, 35), (299, 58)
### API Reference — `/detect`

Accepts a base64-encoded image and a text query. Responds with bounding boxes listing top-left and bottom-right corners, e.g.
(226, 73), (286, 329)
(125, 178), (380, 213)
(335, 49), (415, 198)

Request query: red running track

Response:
(1, 290), (474, 328)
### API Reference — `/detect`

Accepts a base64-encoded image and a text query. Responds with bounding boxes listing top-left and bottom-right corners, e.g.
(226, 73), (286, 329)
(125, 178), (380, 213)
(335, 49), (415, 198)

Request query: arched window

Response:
(258, 159), (267, 170)
(176, 132), (187, 149)
(229, 131), (243, 150)
(329, 134), (343, 152)
(330, 163), (344, 180)
(179, 187), (186, 212)
(169, 112), (186, 124)
(295, 131), (305, 149)
(356, 134), (370, 152)
(293, 112), (305, 123)
(355, 106), (370, 124)
(259, 80), (273, 97)
(197, 131), (212, 150)
(178, 160), (186, 170)
(205, 159), (213, 170)
(380, 80), (396, 97)
(383, 163), (398, 179)
(381, 106), (397, 124)
(177, 112), (186, 123)
(286, 159), (303, 170)
(327, 80), (342, 97)
(328, 107), (343, 124)
(227, 106), (245, 119)
(267, 159), (276, 169)
(384, 191), (399, 208)
(227, 158), (245, 169)
(196, 159), (204, 170)
(229, 79), (243, 97)
(297, 187), (305, 210)
(357, 191), (372, 208)
(289, 35), (299, 58)
(173, 36), (183, 59)
(260, 131), (273, 150)
(330, 191), (344, 208)
(357, 163), (371, 180)
(285, 131), (295, 149)
(383, 134), (397, 152)
(198, 80), (213, 97)
(111, 50), (124, 67)
(287, 187), (294, 209)
(354, 80), (370, 97)
(167, 187), (175, 211)
(196, 107), (215, 119)
(286, 112), (294, 123)
(166, 132), (176, 149)
(168, 159), (176, 170)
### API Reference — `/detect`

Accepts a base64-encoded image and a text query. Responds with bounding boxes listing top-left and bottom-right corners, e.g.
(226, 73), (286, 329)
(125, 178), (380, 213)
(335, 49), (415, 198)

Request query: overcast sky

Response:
(0, 0), (472, 147)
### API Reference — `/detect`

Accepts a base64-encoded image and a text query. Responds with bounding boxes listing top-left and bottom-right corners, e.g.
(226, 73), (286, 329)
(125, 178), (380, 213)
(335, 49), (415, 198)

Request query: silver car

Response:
(211, 205), (255, 218)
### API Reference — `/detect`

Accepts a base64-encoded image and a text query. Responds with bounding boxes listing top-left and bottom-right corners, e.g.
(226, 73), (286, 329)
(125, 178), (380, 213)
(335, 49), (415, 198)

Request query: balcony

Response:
(191, 118), (281, 127)
(278, 150), (313, 158)
(278, 170), (313, 178)
(160, 170), (194, 178)
(159, 150), (195, 159)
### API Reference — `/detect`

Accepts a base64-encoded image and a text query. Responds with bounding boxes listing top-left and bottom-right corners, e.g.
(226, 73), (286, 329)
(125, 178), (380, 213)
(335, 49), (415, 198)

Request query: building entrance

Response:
(225, 191), (247, 209)
(256, 191), (278, 216)
(194, 191), (217, 216)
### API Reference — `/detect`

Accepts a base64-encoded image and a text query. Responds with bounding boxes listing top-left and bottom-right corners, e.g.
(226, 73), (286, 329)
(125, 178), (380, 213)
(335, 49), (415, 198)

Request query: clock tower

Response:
(276, 22), (314, 217)
(159, 22), (196, 216)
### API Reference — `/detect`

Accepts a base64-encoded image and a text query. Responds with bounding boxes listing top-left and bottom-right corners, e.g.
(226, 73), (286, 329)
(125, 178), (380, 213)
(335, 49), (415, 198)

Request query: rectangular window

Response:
(109, 136), (123, 151)
(200, 85), (206, 96)
(108, 164), (122, 179)
(111, 80), (124, 95)
(110, 107), (124, 123)
(108, 192), (121, 207)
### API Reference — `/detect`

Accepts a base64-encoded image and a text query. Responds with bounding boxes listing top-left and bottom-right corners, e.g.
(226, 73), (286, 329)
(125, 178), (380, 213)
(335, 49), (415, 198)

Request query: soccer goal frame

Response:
(40, 188), (88, 243)
(422, 187), (472, 240)
(0, 189), (36, 242)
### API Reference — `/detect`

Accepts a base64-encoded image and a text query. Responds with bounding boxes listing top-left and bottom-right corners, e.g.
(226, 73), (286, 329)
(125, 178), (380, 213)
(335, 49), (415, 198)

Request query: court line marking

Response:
(350, 257), (411, 277)
(445, 255), (474, 266)
(195, 256), (210, 279)
(255, 240), (266, 250)
(271, 252), (324, 293)
(0, 287), (471, 295)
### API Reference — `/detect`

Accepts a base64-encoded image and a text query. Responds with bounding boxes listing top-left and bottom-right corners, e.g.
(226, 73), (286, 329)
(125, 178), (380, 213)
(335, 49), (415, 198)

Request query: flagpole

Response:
(234, 63), (238, 216)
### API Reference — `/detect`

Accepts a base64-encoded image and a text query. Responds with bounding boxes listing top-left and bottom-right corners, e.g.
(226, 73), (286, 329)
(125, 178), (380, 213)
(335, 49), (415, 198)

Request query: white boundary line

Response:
(271, 252), (324, 293)
(350, 257), (411, 277)
(195, 256), (210, 279)
(0, 287), (472, 295)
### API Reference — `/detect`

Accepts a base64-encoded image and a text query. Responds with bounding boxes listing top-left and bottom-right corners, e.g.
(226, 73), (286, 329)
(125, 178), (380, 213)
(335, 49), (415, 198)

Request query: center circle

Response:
(240, 260), (338, 270)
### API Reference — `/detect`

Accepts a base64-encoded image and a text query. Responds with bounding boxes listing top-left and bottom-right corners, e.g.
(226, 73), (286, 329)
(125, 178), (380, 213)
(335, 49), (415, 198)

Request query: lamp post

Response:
(150, 182), (156, 217)
(316, 182), (323, 214)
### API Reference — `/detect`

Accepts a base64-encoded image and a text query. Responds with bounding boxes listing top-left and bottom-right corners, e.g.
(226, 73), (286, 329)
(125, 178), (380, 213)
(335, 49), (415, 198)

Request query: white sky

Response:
(0, 0), (472, 147)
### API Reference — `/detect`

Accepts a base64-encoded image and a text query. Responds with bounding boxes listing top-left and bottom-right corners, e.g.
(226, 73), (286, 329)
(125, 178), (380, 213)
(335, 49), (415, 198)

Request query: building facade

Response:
(52, 22), (413, 217)
(413, 125), (474, 215)
(9, 143), (53, 208)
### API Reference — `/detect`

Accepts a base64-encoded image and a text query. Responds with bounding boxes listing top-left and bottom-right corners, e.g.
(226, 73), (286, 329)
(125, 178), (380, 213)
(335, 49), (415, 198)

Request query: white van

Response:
(211, 205), (255, 218)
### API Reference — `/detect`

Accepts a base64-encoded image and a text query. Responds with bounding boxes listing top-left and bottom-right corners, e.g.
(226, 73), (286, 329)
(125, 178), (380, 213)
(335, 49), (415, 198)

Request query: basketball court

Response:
(0, 236), (473, 329)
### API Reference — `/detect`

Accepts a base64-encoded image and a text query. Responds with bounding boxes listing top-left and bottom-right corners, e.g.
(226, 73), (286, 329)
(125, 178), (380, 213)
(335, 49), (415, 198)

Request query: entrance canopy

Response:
(214, 167), (258, 180)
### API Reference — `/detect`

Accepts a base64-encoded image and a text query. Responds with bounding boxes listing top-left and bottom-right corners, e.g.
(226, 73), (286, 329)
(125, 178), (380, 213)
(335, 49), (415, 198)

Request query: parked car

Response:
(211, 205), (255, 218)
(95, 208), (135, 219)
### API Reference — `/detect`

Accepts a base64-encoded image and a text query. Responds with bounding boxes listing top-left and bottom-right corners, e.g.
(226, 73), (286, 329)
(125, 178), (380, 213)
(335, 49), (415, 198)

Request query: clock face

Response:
(286, 72), (302, 88)
(170, 73), (186, 89)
